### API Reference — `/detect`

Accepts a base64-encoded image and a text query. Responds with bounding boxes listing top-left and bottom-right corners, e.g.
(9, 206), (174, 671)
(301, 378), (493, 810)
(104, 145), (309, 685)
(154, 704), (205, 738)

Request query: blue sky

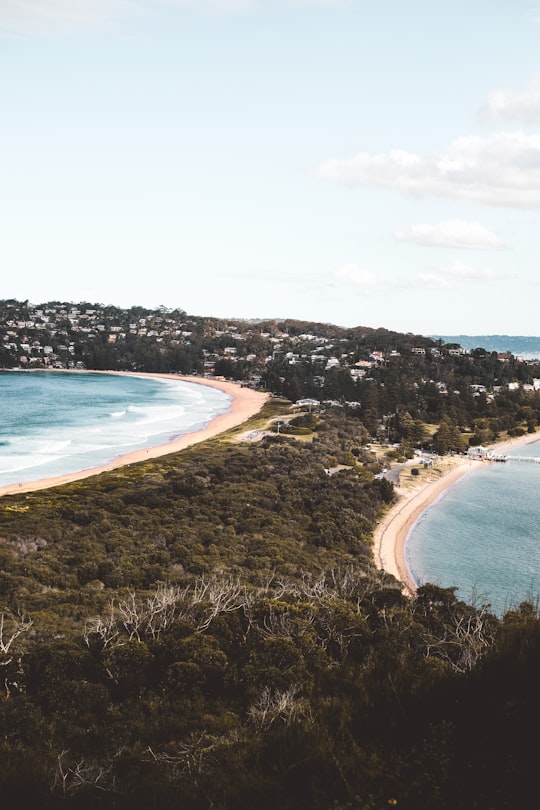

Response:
(2, 1), (540, 335)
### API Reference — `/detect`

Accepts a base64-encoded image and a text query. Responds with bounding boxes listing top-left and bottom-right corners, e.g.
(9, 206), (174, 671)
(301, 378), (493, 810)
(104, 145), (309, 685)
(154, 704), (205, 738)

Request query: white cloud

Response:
(443, 261), (497, 282)
(415, 273), (453, 290)
(394, 220), (507, 250)
(0, 0), (343, 36)
(0, 0), (140, 35)
(334, 259), (503, 294)
(414, 262), (502, 291)
(480, 77), (540, 124)
(335, 264), (379, 288)
(316, 132), (540, 208)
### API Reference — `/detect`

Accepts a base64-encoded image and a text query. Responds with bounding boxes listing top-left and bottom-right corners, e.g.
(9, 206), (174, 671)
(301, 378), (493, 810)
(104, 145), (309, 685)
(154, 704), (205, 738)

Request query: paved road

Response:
(384, 465), (402, 484)
(383, 458), (419, 484)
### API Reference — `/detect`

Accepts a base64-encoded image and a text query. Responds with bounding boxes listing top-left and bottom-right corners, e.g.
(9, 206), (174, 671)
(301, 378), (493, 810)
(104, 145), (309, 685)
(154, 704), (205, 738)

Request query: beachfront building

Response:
(467, 446), (490, 460)
(467, 446), (508, 462)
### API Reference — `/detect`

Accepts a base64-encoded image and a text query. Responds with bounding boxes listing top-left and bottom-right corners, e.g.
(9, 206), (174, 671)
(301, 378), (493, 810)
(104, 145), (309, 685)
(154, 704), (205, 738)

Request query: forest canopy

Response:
(0, 306), (539, 808)
(0, 403), (538, 809)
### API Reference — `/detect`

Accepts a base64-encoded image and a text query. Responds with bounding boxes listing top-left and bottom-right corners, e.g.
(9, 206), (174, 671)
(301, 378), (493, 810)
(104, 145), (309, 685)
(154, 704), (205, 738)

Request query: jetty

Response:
(467, 447), (540, 464)
(467, 447), (508, 462)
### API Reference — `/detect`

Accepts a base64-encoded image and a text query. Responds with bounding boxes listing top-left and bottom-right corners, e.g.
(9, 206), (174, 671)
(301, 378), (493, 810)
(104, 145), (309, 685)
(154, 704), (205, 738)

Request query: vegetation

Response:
(0, 405), (538, 808)
(0, 302), (539, 807)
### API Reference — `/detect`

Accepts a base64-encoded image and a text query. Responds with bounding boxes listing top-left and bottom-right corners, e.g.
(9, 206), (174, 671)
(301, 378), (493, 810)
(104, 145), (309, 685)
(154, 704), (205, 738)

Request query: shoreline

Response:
(374, 431), (540, 595)
(0, 371), (269, 497)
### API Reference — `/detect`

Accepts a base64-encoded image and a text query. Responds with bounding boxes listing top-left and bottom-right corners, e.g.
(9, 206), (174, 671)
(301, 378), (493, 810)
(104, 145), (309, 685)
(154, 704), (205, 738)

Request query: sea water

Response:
(406, 440), (540, 616)
(0, 371), (232, 487)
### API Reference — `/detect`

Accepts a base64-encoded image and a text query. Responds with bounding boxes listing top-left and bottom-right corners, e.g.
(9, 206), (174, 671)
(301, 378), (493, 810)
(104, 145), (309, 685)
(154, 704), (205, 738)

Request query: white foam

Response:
(38, 439), (72, 455)
(0, 375), (232, 487)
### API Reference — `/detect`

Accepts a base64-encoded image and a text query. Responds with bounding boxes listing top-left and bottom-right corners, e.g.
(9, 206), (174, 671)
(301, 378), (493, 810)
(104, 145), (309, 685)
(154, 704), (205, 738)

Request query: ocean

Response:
(0, 371), (232, 488)
(2, 371), (538, 616)
(406, 440), (540, 616)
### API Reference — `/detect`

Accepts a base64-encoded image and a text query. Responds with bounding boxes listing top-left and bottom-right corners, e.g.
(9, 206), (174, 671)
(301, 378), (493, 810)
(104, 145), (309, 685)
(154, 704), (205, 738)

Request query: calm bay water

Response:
(406, 441), (540, 616)
(0, 371), (232, 487)
(3, 372), (538, 615)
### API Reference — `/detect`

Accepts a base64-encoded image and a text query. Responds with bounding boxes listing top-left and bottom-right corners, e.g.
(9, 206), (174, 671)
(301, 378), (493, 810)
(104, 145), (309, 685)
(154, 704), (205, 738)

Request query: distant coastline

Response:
(430, 334), (540, 358)
(0, 371), (269, 497)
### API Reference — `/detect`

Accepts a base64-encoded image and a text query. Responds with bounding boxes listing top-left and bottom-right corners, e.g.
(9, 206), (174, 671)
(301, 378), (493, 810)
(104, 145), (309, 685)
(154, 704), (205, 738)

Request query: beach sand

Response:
(374, 431), (540, 595)
(0, 372), (269, 498)
(3, 372), (537, 592)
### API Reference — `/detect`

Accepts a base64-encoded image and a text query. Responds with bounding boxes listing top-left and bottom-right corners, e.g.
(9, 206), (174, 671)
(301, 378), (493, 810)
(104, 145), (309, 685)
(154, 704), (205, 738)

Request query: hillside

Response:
(0, 301), (539, 808)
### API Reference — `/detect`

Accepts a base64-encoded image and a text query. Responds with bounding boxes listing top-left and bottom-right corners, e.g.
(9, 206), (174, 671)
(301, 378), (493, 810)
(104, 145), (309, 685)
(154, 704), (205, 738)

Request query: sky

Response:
(2, 1), (540, 336)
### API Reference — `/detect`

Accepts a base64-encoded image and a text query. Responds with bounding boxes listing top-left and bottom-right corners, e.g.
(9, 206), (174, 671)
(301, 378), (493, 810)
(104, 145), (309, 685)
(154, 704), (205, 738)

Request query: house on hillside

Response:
(293, 398), (320, 411)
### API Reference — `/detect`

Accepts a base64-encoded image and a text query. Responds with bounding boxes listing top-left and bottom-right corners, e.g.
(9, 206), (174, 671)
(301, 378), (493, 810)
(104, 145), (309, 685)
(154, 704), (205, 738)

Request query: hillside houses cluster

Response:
(1, 301), (539, 403)
(0, 300), (404, 375)
(0, 302), (196, 369)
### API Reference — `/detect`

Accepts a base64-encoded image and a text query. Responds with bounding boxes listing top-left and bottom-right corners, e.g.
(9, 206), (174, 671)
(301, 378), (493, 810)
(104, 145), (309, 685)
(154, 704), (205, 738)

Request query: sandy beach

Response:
(374, 431), (540, 595)
(0, 372), (269, 497)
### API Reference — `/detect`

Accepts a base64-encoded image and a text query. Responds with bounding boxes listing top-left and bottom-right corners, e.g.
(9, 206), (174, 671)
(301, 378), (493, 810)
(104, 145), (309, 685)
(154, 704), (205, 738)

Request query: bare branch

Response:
(421, 604), (496, 673)
(249, 685), (312, 730)
(0, 609), (33, 654)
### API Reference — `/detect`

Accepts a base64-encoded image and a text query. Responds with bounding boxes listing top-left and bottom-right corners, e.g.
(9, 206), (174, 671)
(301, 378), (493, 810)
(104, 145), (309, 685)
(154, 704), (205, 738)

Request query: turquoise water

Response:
(406, 441), (540, 616)
(3, 371), (537, 615)
(0, 371), (232, 487)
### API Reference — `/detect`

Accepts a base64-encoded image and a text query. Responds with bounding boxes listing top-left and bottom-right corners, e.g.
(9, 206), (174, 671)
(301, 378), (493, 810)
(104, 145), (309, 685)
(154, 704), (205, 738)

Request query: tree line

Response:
(0, 405), (538, 807)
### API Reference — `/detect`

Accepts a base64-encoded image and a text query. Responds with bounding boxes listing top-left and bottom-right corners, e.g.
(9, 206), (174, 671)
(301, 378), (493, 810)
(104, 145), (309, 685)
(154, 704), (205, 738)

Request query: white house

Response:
(467, 446), (489, 459)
